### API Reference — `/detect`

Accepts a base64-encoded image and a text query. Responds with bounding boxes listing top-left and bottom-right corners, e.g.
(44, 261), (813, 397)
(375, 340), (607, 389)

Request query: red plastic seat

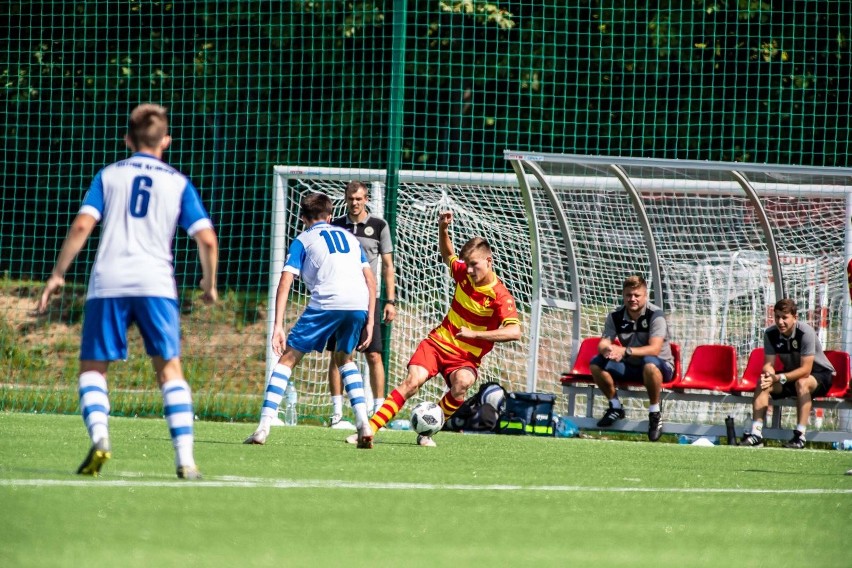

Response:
(560, 337), (600, 384)
(670, 344), (738, 392)
(661, 342), (682, 389)
(822, 350), (851, 399)
(732, 348), (770, 394)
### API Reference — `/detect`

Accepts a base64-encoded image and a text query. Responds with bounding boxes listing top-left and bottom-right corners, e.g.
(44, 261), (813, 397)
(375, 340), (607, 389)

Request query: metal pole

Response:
(730, 171), (785, 301)
(381, 0), (408, 394)
(843, 191), (852, 353)
(609, 165), (664, 309)
(266, 173), (287, 381)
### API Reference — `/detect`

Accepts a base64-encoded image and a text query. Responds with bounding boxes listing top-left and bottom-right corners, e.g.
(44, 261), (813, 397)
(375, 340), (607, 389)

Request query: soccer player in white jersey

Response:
(244, 192), (377, 448)
(37, 104), (219, 480)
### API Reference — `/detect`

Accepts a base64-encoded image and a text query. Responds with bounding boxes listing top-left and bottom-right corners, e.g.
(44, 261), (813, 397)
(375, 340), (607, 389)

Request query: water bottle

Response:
(678, 434), (698, 444)
(832, 440), (852, 451)
(725, 415), (738, 446)
(811, 408), (824, 429)
(283, 383), (298, 426)
(387, 419), (411, 431)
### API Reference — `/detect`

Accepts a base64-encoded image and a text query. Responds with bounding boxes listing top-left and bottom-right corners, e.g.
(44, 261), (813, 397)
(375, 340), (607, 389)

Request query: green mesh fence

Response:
(1, 1), (850, 421)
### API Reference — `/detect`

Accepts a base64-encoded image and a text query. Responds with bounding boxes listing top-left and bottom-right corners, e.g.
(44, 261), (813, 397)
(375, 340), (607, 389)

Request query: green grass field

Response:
(1, 412), (850, 568)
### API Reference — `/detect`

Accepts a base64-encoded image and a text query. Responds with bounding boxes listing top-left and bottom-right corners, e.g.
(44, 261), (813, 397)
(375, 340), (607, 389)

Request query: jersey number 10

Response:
(320, 229), (350, 254)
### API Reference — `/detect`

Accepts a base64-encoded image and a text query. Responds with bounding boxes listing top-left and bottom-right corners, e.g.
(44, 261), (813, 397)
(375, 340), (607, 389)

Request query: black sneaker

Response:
(596, 405), (626, 427)
(647, 411), (663, 442)
(783, 430), (806, 449)
(740, 433), (763, 447)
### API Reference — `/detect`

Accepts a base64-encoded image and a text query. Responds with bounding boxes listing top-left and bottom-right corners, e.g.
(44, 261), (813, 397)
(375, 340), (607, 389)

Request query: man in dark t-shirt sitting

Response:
(741, 298), (835, 449)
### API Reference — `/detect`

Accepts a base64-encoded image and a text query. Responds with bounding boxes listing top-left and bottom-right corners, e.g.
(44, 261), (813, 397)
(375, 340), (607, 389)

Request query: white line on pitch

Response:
(1, 477), (850, 495)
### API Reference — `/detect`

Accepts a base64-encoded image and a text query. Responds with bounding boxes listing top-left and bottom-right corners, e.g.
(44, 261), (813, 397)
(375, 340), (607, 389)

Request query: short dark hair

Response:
(623, 274), (647, 291)
(345, 181), (369, 197)
(300, 192), (333, 221)
(774, 298), (798, 316)
(459, 236), (492, 260)
(127, 103), (168, 149)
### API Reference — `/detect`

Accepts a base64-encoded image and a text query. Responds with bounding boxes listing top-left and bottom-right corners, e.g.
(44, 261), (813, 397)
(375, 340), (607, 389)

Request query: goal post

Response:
(270, 167), (535, 424)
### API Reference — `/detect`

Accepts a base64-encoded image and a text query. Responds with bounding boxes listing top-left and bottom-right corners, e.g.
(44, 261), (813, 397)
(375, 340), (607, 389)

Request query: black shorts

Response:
(770, 368), (833, 399)
(326, 302), (383, 354)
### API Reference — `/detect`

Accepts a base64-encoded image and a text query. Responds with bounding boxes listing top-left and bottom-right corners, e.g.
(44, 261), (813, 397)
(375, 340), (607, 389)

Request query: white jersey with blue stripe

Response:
(79, 152), (213, 300)
(284, 222), (370, 310)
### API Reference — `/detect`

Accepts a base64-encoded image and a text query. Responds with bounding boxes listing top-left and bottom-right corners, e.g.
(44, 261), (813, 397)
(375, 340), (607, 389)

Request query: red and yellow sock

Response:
(369, 389), (406, 433)
(438, 392), (463, 421)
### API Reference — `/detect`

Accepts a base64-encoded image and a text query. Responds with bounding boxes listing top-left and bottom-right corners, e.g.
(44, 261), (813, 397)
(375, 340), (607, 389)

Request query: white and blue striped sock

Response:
(162, 378), (195, 468)
(78, 371), (110, 444)
(340, 362), (369, 428)
(261, 364), (291, 429)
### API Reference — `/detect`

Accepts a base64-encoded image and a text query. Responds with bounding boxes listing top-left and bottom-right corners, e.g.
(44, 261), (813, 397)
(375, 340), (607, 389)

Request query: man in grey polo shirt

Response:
(590, 274), (674, 441)
(741, 298), (835, 449)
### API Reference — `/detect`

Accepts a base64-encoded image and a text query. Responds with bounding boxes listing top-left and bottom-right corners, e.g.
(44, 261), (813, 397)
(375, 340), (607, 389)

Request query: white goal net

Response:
(271, 168), (534, 425)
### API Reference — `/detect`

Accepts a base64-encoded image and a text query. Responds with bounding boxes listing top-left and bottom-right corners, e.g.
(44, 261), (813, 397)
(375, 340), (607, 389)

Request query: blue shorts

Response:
(590, 354), (674, 383)
(288, 307), (368, 354)
(80, 297), (181, 361)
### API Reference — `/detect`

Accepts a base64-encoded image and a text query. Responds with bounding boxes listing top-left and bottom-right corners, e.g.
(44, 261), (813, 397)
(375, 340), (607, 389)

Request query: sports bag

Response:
(497, 391), (556, 436)
(443, 381), (507, 433)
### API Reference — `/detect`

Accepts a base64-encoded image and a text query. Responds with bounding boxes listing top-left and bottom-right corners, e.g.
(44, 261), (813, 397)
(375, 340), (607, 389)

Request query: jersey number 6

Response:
(130, 175), (152, 218)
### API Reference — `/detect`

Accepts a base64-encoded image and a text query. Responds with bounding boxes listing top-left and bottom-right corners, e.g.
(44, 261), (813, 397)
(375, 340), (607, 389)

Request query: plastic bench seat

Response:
(822, 350), (851, 399)
(560, 337), (600, 384)
(670, 344), (738, 392)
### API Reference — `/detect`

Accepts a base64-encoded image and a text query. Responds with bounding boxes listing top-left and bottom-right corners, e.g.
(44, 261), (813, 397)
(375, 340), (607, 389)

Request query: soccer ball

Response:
(409, 401), (444, 436)
(480, 383), (506, 413)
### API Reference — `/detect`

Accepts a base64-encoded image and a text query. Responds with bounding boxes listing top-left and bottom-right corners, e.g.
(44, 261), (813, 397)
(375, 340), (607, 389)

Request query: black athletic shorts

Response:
(770, 368), (833, 399)
(326, 302), (383, 354)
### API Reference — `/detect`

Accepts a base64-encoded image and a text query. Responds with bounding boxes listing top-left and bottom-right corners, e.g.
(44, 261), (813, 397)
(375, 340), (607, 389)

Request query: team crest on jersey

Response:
(482, 297), (492, 308)
(641, 319), (648, 329)
(364, 226), (374, 236)
(792, 339), (798, 349)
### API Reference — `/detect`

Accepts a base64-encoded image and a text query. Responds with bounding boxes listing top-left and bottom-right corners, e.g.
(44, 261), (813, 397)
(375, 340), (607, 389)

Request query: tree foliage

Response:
(1, 0), (849, 285)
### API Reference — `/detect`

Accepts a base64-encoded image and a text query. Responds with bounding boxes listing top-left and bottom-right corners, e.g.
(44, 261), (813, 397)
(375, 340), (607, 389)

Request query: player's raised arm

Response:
(438, 210), (455, 266)
(37, 213), (98, 313)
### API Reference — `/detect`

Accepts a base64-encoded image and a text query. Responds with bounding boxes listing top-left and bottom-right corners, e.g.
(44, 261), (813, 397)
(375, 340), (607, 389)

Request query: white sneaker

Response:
(416, 434), (436, 447)
(243, 428), (269, 445)
(330, 414), (357, 430)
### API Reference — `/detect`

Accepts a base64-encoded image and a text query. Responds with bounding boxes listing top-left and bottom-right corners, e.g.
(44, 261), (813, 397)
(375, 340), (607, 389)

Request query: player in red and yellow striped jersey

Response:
(348, 210), (521, 447)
